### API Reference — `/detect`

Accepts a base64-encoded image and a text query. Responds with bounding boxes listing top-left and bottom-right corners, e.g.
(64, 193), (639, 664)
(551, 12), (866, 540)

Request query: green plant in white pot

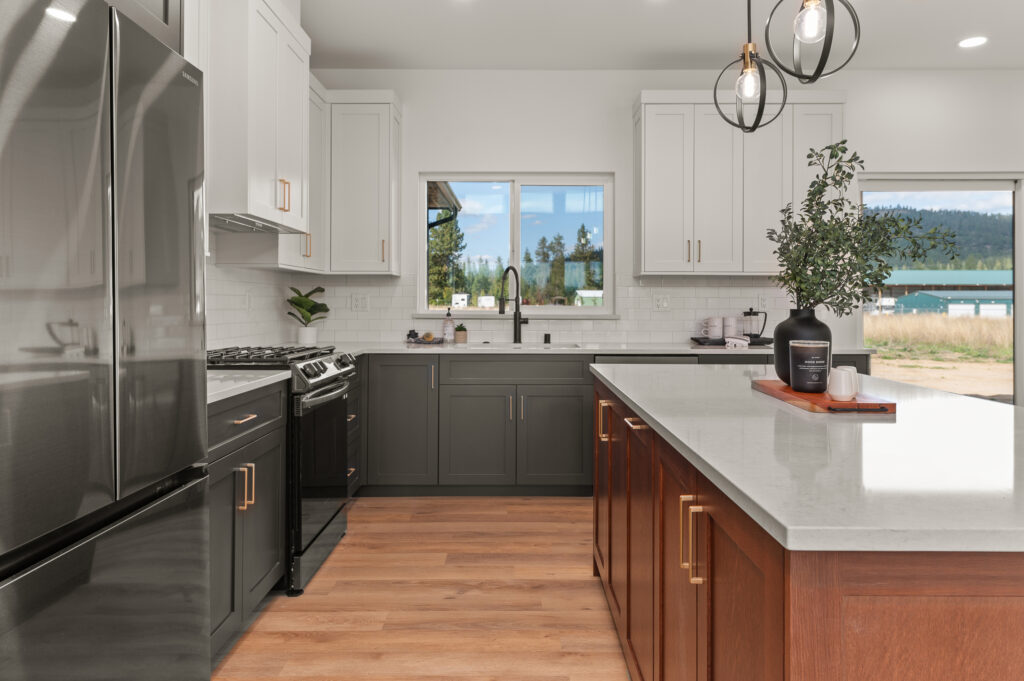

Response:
(767, 141), (958, 385)
(287, 286), (329, 346)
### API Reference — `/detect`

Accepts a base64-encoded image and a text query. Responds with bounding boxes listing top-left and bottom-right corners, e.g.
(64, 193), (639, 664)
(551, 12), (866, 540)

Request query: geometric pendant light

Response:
(713, 0), (788, 133)
(764, 0), (861, 83)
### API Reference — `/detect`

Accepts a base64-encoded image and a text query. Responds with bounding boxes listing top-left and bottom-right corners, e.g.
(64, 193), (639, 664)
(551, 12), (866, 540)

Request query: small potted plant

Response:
(454, 323), (468, 344)
(767, 141), (958, 385)
(287, 286), (329, 345)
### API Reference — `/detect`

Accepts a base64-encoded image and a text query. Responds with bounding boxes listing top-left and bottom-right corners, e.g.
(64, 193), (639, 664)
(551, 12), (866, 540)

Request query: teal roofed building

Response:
(882, 269), (1012, 296)
(896, 290), (1013, 317)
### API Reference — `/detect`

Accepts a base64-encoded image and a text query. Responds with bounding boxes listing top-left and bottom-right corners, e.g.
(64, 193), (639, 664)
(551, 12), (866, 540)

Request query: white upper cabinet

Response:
(328, 93), (402, 275)
(635, 104), (694, 274)
(743, 107), (793, 274)
(693, 104), (743, 273)
(633, 92), (843, 276)
(792, 104), (845, 209)
(207, 0), (310, 233)
(215, 79), (329, 272)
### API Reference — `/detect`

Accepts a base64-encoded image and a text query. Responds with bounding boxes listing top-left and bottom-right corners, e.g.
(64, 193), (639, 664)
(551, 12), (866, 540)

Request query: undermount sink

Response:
(463, 342), (582, 350)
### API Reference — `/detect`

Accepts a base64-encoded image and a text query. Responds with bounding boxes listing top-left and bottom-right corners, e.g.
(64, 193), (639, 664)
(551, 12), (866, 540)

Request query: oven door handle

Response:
(297, 381), (351, 414)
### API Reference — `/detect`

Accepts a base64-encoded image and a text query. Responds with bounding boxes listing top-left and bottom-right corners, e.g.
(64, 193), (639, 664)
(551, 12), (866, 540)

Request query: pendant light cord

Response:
(747, 0), (754, 43)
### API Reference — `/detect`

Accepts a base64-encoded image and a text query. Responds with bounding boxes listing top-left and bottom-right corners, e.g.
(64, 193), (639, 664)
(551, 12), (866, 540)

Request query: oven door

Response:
(293, 383), (349, 555)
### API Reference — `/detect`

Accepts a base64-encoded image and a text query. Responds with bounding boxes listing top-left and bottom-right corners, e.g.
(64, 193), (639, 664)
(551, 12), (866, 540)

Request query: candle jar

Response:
(789, 340), (831, 393)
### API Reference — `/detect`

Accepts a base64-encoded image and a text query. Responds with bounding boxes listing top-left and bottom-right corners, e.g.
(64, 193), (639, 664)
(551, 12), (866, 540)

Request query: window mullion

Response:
(511, 177), (521, 297)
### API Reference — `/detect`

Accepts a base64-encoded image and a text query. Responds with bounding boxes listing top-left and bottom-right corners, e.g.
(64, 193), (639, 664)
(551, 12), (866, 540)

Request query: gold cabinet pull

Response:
(520, 395), (525, 421)
(597, 399), (613, 442)
(430, 364), (435, 389)
(509, 395), (514, 421)
(679, 494), (695, 569)
(304, 233), (311, 258)
(687, 239), (691, 263)
(246, 463), (256, 507)
(232, 413), (258, 425)
(235, 467), (249, 510)
(624, 417), (649, 431)
(697, 239), (702, 263)
(688, 504), (704, 585)
(278, 179), (288, 211)
(381, 239), (386, 262)
(347, 467), (356, 479)
(347, 414), (357, 422)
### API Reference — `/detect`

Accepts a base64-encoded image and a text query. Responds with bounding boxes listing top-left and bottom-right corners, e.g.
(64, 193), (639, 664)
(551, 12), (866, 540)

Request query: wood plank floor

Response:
(212, 497), (629, 681)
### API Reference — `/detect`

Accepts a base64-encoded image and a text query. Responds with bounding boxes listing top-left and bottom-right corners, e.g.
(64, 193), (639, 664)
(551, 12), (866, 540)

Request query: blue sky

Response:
(862, 190), (1013, 215)
(430, 182), (604, 268)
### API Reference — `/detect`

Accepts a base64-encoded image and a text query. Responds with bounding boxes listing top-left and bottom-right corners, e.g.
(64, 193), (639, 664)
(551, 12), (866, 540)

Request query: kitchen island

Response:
(591, 363), (1024, 681)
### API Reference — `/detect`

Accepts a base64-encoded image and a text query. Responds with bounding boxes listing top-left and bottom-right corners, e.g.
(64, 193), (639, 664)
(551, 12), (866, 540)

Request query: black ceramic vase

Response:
(773, 309), (832, 385)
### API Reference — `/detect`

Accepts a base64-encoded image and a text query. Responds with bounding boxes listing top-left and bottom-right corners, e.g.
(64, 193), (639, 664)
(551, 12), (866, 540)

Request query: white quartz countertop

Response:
(207, 370), (291, 404)
(591, 363), (1024, 553)
(334, 341), (874, 356)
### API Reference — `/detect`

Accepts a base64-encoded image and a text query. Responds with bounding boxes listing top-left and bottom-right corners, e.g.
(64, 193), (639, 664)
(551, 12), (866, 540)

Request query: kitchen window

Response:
(421, 174), (614, 317)
(859, 177), (1019, 403)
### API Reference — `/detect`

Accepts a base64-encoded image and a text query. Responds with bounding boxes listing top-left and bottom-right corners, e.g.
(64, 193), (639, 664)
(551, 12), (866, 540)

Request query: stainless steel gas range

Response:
(207, 346), (356, 594)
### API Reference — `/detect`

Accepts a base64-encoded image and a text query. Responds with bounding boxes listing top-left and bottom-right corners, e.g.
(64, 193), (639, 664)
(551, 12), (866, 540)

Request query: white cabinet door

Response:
(330, 103), (391, 273)
(640, 104), (694, 274)
(246, 2), (280, 223)
(693, 105), (742, 272)
(274, 31), (308, 232)
(280, 85), (326, 271)
(743, 106), (793, 273)
(791, 104), (844, 210)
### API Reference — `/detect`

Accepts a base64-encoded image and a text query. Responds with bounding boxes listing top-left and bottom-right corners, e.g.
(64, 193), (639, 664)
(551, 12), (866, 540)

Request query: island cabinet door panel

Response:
(607, 400), (631, 627)
(593, 390), (614, 578)
(516, 385), (593, 486)
(655, 439), (699, 681)
(439, 384), (516, 485)
(624, 414), (657, 681)
(694, 474), (785, 681)
(240, 430), (287, 618)
(368, 355), (439, 485)
(208, 449), (246, 655)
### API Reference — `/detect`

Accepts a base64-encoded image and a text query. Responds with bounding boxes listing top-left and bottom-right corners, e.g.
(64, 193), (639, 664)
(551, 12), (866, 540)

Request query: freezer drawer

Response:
(0, 476), (209, 680)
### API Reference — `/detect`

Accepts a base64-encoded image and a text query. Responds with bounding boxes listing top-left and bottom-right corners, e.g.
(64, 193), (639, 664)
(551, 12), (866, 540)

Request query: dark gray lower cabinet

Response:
(439, 384), (517, 485)
(208, 428), (286, 657)
(516, 385), (593, 485)
(368, 355), (439, 485)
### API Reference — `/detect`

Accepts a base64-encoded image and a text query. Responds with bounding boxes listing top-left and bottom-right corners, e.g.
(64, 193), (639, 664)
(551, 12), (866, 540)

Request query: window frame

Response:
(858, 171), (1023, 404)
(417, 172), (616, 319)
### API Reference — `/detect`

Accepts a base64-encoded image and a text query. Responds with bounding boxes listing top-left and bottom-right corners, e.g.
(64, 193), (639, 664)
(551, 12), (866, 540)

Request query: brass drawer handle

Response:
(698, 239), (702, 263)
(688, 504), (704, 585)
(509, 395), (513, 421)
(235, 467), (249, 510)
(598, 399), (613, 442)
(687, 239), (691, 263)
(347, 414), (357, 422)
(347, 467), (356, 479)
(381, 239), (386, 262)
(624, 417), (649, 431)
(232, 413), (258, 425)
(278, 179), (288, 211)
(679, 494), (695, 569)
(520, 395), (525, 421)
(245, 463), (256, 507)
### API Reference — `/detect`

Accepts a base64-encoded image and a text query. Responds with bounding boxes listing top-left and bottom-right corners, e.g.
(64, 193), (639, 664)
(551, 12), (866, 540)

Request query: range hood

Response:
(209, 212), (306, 234)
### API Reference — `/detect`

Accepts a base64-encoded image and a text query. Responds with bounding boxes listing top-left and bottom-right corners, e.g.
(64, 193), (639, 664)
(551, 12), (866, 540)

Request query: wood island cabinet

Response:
(594, 378), (1024, 681)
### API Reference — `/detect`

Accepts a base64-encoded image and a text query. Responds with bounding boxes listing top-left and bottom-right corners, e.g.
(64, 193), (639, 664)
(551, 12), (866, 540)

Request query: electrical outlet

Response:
(352, 294), (369, 311)
(654, 295), (670, 310)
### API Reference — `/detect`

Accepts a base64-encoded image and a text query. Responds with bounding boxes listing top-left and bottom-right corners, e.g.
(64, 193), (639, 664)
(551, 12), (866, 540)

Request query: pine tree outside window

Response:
(421, 174), (614, 317)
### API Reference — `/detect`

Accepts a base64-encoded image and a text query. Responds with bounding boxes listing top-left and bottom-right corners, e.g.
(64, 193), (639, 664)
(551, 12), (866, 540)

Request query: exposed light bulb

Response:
(45, 6), (77, 22)
(793, 1), (827, 44)
(735, 68), (760, 102)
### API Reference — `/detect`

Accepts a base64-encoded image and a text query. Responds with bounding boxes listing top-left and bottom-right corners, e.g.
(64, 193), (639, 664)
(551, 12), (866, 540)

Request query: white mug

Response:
(723, 317), (739, 336)
(701, 317), (724, 339)
(828, 366), (859, 401)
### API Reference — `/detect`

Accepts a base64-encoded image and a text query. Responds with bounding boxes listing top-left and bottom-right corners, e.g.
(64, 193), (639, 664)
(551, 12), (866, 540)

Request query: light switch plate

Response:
(654, 295), (670, 310)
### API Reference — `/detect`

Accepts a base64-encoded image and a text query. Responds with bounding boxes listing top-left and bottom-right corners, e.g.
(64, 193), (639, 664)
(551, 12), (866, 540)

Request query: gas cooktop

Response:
(207, 345), (335, 368)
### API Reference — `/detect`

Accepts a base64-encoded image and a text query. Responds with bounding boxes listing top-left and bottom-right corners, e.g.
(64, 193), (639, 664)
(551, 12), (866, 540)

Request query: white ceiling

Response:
(300, 0), (1024, 71)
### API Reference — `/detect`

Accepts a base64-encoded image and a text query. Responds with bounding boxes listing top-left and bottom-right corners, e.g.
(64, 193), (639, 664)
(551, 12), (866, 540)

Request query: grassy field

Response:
(864, 313), (1013, 363)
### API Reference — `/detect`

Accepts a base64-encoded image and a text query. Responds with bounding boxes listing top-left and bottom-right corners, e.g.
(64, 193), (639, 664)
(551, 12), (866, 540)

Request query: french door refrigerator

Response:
(0, 2), (209, 679)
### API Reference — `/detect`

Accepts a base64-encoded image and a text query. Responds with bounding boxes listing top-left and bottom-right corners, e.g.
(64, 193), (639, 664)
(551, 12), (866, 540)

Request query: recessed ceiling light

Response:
(45, 6), (76, 22)
(958, 36), (988, 48)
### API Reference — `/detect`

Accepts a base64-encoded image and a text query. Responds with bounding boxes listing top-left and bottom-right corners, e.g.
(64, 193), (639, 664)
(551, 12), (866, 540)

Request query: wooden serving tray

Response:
(752, 379), (896, 414)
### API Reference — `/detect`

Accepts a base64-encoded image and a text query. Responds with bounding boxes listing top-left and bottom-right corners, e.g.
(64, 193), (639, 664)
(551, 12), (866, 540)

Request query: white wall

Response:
(205, 67), (1024, 349)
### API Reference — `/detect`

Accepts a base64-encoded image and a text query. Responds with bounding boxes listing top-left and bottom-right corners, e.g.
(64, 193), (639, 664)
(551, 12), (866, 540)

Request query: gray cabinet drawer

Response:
(207, 383), (286, 462)
(439, 355), (594, 385)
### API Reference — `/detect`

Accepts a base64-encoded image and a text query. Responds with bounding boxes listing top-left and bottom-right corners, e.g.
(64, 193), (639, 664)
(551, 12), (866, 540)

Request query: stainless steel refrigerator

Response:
(0, 2), (209, 679)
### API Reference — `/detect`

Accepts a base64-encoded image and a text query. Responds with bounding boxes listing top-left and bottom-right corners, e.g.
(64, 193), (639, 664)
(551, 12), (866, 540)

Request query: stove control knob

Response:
(301, 365), (315, 378)
(316, 361), (327, 373)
